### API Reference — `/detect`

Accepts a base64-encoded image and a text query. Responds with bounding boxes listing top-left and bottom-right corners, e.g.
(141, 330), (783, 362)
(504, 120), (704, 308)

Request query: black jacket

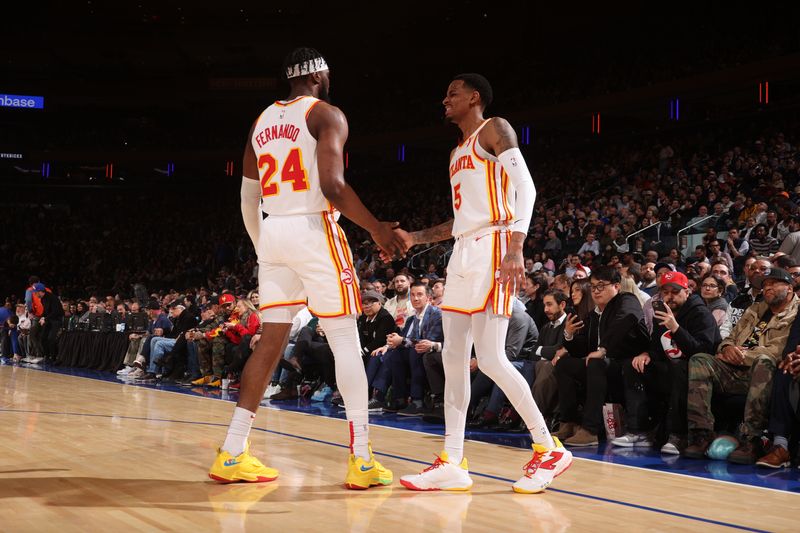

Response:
(40, 292), (64, 322)
(649, 294), (721, 361)
(525, 297), (547, 332)
(564, 292), (649, 359)
(532, 315), (566, 361)
(358, 308), (397, 355)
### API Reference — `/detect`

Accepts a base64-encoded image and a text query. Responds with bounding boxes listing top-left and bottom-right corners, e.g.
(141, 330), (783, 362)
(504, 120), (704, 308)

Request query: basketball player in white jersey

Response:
(209, 47), (406, 489)
(397, 74), (572, 493)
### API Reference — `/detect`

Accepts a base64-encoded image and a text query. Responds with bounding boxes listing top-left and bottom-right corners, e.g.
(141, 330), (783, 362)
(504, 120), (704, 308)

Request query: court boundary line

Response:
(0, 403), (775, 533)
(9, 363), (795, 498)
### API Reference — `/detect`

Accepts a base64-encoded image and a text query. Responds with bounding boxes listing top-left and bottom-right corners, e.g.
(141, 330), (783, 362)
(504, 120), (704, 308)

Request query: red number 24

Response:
(258, 148), (310, 197)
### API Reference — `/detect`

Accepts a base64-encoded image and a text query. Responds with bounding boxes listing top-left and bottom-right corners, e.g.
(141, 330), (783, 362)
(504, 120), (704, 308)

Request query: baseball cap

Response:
(654, 262), (676, 275)
(361, 290), (385, 304)
(660, 271), (688, 290)
(532, 262), (543, 272)
(32, 282), (46, 292)
(754, 267), (792, 289)
(219, 293), (236, 306)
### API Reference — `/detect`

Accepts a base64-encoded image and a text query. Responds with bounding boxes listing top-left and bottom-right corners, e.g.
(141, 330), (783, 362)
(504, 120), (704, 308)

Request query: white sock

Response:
(319, 316), (371, 461)
(473, 311), (555, 449)
(442, 312), (474, 465)
(222, 406), (256, 457)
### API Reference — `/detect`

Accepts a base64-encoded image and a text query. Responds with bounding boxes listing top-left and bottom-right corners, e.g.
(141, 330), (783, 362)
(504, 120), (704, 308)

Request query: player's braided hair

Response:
(453, 73), (493, 110)
(282, 47), (325, 80)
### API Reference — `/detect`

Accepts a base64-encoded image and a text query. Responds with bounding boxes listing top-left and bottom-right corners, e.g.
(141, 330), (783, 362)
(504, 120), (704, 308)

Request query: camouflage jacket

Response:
(718, 294), (799, 365)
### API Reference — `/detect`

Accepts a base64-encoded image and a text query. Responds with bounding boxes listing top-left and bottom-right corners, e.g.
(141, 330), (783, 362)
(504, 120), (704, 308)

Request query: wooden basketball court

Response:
(0, 364), (795, 532)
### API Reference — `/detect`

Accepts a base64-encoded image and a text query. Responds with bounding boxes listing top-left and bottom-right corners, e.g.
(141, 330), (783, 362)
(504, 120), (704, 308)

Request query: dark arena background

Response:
(2, 2), (800, 531)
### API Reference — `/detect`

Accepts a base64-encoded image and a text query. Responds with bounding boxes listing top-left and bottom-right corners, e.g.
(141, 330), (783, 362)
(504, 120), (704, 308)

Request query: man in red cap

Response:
(611, 271), (721, 454)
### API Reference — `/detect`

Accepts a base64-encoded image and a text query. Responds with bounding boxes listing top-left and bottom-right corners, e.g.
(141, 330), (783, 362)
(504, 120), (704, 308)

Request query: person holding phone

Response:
(611, 271), (721, 454)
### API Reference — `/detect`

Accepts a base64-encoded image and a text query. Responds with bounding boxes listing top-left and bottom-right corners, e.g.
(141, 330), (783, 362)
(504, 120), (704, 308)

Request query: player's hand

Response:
(497, 248), (525, 293)
(371, 221), (407, 260)
(379, 227), (414, 262)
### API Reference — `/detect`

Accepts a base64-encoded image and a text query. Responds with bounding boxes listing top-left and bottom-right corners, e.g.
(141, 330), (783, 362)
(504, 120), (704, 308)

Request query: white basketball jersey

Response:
(448, 119), (515, 237)
(251, 95), (332, 216)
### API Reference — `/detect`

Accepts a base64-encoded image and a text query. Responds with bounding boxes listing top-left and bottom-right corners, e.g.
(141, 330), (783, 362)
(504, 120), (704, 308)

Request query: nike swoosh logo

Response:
(359, 465), (374, 472)
(223, 459), (240, 467)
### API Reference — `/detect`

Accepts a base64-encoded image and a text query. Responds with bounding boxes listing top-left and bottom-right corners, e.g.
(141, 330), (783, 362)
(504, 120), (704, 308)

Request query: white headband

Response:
(285, 57), (329, 79)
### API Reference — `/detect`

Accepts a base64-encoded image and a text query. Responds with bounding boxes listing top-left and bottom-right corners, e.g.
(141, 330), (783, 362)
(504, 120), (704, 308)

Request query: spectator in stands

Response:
(612, 271), (720, 453)
(361, 291), (397, 392)
(543, 230), (562, 258)
(577, 233), (601, 257)
(389, 282), (443, 417)
(756, 335), (800, 468)
(707, 240), (734, 275)
(523, 273), (548, 331)
(555, 266), (650, 446)
(551, 274), (571, 295)
(685, 268), (799, 463)
(710, 261), (739, 303)
(787, 264), (800, 297)
(117, 302), (150, 375)
(569, 278), (592, 321)
(640, 262), (658, 297)
(178, 305), (218, 386)
(384, 273), (413, 329)
(126, 301), (172, 380)
(531, 290), (568, 422)
(699, 274), (729, 327)
(140, 301), (193, 381)
(722, 257), (771, 338)
(725, 227), (750, 275)
(749, 224), (780, 257)
(777, 216), (800, 265)
(431, 279), (445, 307)
(468, 299), (538, 430)
(218, 298), (260, 387)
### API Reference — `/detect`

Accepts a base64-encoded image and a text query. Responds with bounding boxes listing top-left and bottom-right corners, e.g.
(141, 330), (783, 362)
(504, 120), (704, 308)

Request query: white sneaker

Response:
(399, 452), (473, 491)
(28, 357), (45, 364)
(264, 383), (280, 398)
(512, 437), (573, 494)
(21, 357), (33, 363)
(117, 366), (134, 375)
(127, 368), (145, 380)
(611, 433), (653, 448)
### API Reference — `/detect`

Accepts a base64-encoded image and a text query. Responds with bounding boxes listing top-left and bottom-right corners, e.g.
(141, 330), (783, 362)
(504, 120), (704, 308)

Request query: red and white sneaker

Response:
(399, 452), (473, 491)
(512, 437), (573, 494)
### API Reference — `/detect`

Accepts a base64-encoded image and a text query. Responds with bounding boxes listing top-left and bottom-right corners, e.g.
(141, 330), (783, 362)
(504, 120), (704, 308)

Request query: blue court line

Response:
(0, 406), (771, 533)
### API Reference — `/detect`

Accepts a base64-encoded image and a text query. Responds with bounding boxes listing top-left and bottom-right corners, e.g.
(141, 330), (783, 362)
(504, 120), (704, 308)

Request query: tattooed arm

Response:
(480, 117), (536, 290)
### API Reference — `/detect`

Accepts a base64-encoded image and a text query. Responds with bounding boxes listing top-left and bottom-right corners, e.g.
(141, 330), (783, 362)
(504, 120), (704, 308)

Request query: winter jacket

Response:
(649, 294), (721, 361)
(719, 294), (799, 365)
(564, 291), (649, 359)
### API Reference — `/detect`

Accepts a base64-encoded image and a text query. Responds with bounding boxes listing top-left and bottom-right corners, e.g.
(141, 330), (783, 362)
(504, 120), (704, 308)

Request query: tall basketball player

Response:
(209, 48), (406, 489)
(397, 74), (572, 493)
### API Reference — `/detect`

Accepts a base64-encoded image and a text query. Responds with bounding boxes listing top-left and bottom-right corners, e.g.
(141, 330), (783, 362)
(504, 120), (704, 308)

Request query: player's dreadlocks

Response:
(282, 47), (325, 80)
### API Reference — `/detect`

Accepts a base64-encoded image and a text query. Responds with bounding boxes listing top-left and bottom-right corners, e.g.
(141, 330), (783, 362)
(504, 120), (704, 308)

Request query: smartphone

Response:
(653, 300), (668, 314)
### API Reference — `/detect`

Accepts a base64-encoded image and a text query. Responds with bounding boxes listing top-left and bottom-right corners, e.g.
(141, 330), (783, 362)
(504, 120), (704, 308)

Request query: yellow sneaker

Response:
(209, 443), (279, 484)
(208, 377), (222, 388)
(344, 448), (393, 490)
(192, 375), (211, 386)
